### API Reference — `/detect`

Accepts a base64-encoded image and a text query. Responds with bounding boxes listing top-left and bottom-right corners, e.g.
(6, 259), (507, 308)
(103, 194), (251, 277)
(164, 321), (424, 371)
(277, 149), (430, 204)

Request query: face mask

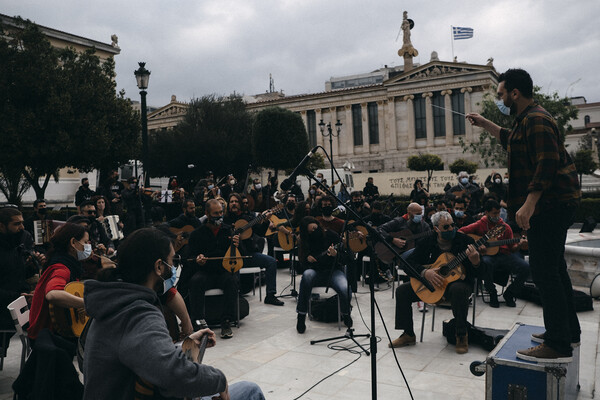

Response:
(495, 99), (511, 116)
(488, 216), (500, 223)
(503, 178), (509, 184)
(83, 183), (89, 188)
(454, 210), (465, 218)
(494, 178), (501, 184)
(460, 178), (468, 185)
(130, 183), (137, 189)
(254, 184), (262, 190)
(160, 261), (177, 294)
(38, 208), (47, 215)
(210, 216), (223, 226)
(229, 180), (236, 185)
(412, 214), (422, 223)
(440, 228), (457, 241)
(309, 189), (316, 195)
(76, 242), (93, 260)
(322, 206), (334, 216)
(352, 201), (362, 208)
(286, 203), (295, 211)
(207, 184), (214, 190)
(316, 177), (322, 182)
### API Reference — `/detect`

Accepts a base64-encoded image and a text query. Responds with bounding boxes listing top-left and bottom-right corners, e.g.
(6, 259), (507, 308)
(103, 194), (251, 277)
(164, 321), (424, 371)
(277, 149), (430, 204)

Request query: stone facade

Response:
(147, 95), (189, 134)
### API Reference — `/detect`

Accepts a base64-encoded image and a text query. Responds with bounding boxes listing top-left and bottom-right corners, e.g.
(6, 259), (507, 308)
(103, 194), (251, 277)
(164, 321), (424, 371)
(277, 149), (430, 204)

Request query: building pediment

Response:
(385, 61), (496, 86)
(148, 101), (188, 121)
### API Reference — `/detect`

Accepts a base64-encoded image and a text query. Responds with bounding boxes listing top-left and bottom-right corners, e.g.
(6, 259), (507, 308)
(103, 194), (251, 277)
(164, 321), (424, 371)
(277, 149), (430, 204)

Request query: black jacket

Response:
(224, 211), (268, 254)
(297, 230), (340, 274)
(75, 186), (96, 207)
(187, 223), (244, 275)
(169, 213), (201, 230)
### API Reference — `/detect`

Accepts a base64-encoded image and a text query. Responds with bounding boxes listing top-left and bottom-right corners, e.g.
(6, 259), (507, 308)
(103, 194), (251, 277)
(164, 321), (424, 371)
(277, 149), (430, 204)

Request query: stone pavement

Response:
(1, 267), (598, 399)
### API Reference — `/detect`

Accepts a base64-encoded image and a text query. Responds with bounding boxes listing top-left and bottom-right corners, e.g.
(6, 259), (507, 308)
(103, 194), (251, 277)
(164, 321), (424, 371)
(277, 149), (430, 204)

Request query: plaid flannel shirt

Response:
(500, 103), (580, 219)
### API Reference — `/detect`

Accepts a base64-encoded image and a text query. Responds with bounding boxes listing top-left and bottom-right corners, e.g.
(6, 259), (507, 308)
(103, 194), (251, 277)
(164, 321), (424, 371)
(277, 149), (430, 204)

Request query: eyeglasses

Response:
(86, 211), (96, 215)
(439, 223), (456, 230)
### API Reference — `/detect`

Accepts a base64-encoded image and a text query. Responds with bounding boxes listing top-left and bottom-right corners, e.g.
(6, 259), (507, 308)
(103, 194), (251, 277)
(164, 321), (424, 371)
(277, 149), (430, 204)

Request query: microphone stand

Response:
(276, 206), (298, 299)
(299, 166), (435, 400)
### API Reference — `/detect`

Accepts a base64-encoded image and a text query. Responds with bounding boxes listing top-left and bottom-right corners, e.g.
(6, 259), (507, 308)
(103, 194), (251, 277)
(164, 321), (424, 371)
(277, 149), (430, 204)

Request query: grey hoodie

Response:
(82, 280), (227, 399)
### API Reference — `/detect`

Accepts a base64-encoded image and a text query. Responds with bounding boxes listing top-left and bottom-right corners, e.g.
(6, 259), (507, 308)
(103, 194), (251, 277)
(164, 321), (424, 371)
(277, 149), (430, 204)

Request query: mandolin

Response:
(374, 229), (436, 264)
(410, 225), (505, 304)
(48, 281), (88, 338)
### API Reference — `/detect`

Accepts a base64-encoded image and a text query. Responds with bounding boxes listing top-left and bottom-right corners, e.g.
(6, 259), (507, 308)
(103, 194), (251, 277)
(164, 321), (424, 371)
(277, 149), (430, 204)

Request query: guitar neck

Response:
(487, 238), (520, 247)
(448, 234), (490, 268)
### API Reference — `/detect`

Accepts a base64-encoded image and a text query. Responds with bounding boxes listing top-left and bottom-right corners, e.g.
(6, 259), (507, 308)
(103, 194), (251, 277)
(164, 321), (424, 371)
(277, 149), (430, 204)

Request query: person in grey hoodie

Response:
(83, 228), (264, 400)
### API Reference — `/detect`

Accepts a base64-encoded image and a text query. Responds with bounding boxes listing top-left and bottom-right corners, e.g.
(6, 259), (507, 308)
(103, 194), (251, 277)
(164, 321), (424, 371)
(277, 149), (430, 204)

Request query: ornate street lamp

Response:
(134, 62), (151, 186)
(319, 119), (342, 194)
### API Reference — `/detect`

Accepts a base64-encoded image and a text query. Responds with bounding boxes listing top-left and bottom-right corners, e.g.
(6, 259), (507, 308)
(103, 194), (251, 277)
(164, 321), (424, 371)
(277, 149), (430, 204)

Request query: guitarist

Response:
(378, 202), (431, 263)
(168, 199), (201, 230)
(28, 223), (87, 343)
(458, 199), (530, 308)
(390, 211), (481, 354)
(224, 193), (284, 306)
(186, 199), (241, 339)
(83, 228), (265, 400)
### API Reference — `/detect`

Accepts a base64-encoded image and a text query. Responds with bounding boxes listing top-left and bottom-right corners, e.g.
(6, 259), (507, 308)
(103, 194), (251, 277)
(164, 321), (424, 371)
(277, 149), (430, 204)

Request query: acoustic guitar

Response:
(410, 225), (505, 304)
(48, 281), (88, 338)
(467, 234), (523, 256)
(344, 223), (369, 253)
(232, 204), (284, 240)
(169, 225), (196, 252)
(265, 214), (288, 236)
(374, 229), (436, 264)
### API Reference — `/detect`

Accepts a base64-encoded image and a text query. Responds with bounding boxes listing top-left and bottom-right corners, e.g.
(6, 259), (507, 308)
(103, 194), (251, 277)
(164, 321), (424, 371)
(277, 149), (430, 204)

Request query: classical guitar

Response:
(410, 225), (505, 304)
(48, 281), (88, 338)
(232, 204), (284, 240)
(265, 214), (288, 236)
(467, 234), (522, 256)
(374, 229), (436, 264)
(169, 225), (196, 252)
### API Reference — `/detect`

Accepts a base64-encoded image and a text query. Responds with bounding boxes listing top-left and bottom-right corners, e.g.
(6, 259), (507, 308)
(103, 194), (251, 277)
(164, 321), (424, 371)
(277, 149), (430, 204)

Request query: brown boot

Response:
(455, 333), (468, 354)
(389, 332), (416, 348)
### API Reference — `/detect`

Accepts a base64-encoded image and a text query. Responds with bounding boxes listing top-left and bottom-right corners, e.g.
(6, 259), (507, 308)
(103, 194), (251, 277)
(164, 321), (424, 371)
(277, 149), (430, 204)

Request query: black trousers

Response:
(527, 203), (580, 355)
(395, 280), (472, 336)
(188, 269), (238, 323)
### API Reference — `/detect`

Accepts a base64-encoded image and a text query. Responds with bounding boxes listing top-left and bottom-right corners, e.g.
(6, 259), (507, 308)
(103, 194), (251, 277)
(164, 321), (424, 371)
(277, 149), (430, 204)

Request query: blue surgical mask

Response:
(495, 99), (511, 116)
(460, 177), (468, 185)
(440, 228), (457, 241)
(412, 214), (422, 223)
(161, 261), (177, 294)
(455, 210), (465, 218)
(76, 242), (92, 261)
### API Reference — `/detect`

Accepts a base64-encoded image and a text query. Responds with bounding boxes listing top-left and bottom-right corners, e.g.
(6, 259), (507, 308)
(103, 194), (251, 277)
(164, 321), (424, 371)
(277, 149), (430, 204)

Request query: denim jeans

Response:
(200, 381), (265, 400)
(527, 203), (580, 355)
(296, 268), (350, 315)
(248, 252), (278, 295)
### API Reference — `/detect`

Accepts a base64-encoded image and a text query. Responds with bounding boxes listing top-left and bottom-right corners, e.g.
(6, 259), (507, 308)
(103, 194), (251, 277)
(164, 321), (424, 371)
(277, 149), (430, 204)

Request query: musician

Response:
(24, 199), (48, 238)
(220, 175), (238, 200)
(346, 191), (370, 218)
(445, 171), (482, 211)
(169, 199), (201, 230)
(224, 193), (283, 306)
(83, 228), (265, 400)
(451, 198), (475, 229)
(0, 207), (40, 355)
(363, 177), (380, 203)
(378, 202), (431, 263)
(249, 178), (267, 211)
(186, 199), (240, 338)
(92, 195), (110, 224)
(409, 179), (429, 206)
(75, 177), (96, 211)
(364, 201), (391, 227)
(390, 211), (481, 354)
(296, 217), (352, 333)
(28, 223), (87, 342)
(459, 199), (530, 308)
(316, 196), (344, 234)
(79, 201), (115, 256)
(103, 169), (124, 216)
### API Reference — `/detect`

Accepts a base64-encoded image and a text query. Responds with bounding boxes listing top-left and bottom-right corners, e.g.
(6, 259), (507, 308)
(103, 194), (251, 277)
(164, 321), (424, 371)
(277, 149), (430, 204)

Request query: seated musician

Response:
(316, 196), (344, 234)
(346, 191), (371, 218)
(445, 171), (483, 212)
(78, 201), (115, 256)
(390, 211), (481, 354)
(364, 201), (391, 227)
(186, 199), (240, 338)
(24, 199), (48, 238)
(27, 223), (88, 343)
(296, 217), (352, 333)
(458, 199), (529, 308)
(224, 193), (284, 306)
(82, 228), (265, 400)
(378, 202), (431, 262)
(169, 198), (201, 229)
(451, 197), (475, 229)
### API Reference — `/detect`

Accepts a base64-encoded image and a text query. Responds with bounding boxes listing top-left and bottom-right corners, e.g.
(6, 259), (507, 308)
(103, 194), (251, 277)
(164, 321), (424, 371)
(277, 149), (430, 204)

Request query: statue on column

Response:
(398, 11), (418, 71)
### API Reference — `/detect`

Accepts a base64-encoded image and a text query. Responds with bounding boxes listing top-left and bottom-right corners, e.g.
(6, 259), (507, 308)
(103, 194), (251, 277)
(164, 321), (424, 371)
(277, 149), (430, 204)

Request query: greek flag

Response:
(452, 26), (474, 40)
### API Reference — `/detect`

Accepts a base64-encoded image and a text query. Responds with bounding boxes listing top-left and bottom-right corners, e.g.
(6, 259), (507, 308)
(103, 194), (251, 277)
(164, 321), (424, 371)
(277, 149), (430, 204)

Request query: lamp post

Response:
(134, 62), (151, 187)
(319, 119), (342, 194)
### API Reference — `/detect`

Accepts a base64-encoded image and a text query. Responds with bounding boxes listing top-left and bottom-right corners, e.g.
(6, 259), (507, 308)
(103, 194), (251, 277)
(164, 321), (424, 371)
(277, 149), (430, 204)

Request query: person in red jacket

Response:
(458, 199), (529, 308)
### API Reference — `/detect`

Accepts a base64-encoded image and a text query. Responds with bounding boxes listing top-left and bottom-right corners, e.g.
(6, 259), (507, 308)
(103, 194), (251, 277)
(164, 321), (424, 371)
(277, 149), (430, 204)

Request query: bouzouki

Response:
(48, 281), (88, 338)
(374, 229), (436, 264)
(410, 225), (505, 304)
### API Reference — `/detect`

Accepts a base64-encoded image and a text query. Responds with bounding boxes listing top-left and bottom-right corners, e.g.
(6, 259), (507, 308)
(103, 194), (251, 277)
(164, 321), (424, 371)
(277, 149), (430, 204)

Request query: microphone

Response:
(280, 146), (318, 191)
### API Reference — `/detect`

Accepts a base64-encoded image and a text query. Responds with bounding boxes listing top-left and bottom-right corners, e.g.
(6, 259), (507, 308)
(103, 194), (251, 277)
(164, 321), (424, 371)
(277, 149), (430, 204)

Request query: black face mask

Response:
(7, 230), (23, 247)
(352, 201), (362, 209)
(321, 206), (334, 217)
(38, 208), (47, 215)
(83, 183), (90, 188)
(286, 203), (296, 211)
(308, 227), (323, 242)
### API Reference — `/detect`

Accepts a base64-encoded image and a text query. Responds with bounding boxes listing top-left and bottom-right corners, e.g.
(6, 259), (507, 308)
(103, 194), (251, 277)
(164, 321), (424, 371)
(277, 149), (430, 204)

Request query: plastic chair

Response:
(239, 238), (268, 300)
(6, 296), (32, 371)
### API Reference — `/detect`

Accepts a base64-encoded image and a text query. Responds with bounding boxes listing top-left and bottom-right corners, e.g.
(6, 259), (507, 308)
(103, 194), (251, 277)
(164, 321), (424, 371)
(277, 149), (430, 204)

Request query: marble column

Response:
(344, 104), (354, 156)
(361, 102), (369, 154)
(423, 92), (434, 148)
(461, 87), (473, 143)
(386, 97), (398, 151)
(376, 100), (384, 147)
(442, 90), (454, 146)
(404, 94), (415, 149)
(315, 108), (324, 148)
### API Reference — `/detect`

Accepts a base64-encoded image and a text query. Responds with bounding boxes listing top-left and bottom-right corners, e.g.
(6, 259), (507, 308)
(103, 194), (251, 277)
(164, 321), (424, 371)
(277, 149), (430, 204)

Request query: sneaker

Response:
(264, 295), (284, 306)
(531, 332), (581, 347)
(455, 333), (468, 354)
(503, 292), (516, 307)
(516, 343), (573, 363)
(389, 332), (416, 348)
(343, 314), (353, 329)
(417, 301), (427, 313)
(489, 292), (499, 308)
(385, 269), (394, 282)
(220, 321), (233, 339)
(296, 314), (306, 334)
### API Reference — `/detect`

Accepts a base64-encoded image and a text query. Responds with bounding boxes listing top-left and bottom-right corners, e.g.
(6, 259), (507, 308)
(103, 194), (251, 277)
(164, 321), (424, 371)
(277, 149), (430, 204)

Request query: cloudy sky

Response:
(4, 0), (599, 108)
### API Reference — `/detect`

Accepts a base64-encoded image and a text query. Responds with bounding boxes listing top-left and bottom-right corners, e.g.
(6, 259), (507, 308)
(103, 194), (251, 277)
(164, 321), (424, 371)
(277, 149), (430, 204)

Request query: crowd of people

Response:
(0, 68), (582, 397)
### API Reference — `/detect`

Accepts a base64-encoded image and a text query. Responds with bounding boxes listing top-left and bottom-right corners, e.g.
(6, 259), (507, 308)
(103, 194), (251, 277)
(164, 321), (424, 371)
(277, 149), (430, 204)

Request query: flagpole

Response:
(451, 25), (455, 61)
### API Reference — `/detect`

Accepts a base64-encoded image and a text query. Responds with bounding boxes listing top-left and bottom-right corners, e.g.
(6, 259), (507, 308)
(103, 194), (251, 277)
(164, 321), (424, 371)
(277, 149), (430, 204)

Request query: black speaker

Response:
(580, 216), (596, 233)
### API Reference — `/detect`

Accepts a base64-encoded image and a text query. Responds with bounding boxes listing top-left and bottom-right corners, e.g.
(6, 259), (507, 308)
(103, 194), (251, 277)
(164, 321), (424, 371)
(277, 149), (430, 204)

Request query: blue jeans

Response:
(296, 268), (350, 315)
(200, 381), (265, 400)
(481, 252), (530, 296)
(527, 203), (580, 355)
(248, 252), (278, 295)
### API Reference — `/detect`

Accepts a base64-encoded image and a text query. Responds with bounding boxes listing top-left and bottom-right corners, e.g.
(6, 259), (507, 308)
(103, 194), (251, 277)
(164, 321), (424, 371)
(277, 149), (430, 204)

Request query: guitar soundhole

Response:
(439, 266), (449, 276)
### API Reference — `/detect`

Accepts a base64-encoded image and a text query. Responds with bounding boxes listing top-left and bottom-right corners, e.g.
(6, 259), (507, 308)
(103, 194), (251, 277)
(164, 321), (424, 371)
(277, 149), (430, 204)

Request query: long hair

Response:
(44, 222), (87, 270)
(92, 194), (110, 216)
